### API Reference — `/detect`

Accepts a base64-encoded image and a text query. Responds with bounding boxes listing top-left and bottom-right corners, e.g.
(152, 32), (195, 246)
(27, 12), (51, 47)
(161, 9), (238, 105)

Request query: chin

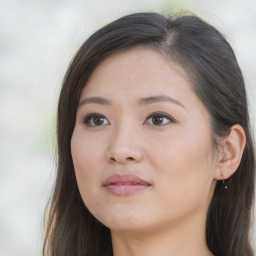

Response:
(97, 210), (155, 233)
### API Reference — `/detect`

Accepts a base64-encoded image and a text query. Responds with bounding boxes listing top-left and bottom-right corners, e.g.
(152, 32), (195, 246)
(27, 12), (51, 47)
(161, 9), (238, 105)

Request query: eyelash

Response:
(83, 112), (109, 127)
(82, 112), (175, 127)
(144, 112), (175, 126)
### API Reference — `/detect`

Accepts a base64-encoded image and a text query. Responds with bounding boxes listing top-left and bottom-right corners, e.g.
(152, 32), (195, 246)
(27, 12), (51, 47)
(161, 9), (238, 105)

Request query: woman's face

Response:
(71, 48), (217, 234)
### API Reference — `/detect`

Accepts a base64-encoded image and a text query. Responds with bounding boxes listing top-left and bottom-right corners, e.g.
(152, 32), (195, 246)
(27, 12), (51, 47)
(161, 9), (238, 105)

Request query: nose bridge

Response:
(106, 117), (143, 164)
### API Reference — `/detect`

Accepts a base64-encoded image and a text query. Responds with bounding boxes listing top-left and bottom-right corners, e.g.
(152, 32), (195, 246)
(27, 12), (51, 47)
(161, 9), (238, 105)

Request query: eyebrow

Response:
(79, 95), (185, 109)
(138, 95), (186, 109)
(79, 97), (111, 107)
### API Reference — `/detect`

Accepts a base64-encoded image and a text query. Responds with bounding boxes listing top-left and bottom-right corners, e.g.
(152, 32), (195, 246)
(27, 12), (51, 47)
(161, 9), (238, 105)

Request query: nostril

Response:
(110, 157), (116, 162)
(109, 156), (135, 164)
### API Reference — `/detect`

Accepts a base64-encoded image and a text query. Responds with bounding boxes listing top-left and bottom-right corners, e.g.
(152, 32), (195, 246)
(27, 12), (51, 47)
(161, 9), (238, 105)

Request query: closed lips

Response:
(103, 174), (151, 186)
(103, 174), (151, 196)
(110, 182), (146, 185)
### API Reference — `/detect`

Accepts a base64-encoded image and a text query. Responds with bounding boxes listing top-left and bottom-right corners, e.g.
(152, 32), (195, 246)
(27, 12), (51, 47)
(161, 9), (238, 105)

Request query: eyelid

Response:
(82, 112), (110, 127)
(144, 111), (175, 125)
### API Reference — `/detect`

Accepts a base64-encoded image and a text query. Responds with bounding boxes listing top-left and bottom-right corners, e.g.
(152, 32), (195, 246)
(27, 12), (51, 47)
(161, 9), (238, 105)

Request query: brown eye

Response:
(144, 112), (174, 126)
(93, 116), (105, 125)
(83, 113), (110, 127)
(152, 116), (164, 125)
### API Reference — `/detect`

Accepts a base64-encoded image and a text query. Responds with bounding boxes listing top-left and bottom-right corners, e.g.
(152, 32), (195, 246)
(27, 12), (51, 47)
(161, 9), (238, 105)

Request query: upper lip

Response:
(103, 173), (151, 186)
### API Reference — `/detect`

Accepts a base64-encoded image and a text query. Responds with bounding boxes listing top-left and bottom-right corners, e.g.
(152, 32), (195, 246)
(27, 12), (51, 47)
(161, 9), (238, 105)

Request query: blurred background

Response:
(0, 0), (255, 255)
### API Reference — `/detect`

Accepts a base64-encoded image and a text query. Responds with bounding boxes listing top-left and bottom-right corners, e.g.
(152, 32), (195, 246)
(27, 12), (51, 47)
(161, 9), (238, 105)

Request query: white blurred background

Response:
(0, 0), (255, 255)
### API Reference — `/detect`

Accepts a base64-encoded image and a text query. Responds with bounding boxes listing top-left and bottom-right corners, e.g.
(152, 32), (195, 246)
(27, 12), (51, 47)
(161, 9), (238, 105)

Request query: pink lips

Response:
(103, 174), (151, 196)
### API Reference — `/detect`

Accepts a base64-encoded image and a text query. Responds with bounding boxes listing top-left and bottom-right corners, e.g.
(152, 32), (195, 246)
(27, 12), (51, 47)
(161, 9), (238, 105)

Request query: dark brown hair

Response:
(43, 12), (255, 256)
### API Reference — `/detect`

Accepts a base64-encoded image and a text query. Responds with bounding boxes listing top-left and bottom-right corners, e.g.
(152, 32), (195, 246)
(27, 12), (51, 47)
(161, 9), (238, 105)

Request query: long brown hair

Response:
(43, 12), (255, 256)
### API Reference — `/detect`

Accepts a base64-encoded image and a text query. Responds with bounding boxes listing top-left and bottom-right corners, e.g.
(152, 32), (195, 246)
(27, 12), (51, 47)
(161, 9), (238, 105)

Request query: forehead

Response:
(81, 48), (193, 98)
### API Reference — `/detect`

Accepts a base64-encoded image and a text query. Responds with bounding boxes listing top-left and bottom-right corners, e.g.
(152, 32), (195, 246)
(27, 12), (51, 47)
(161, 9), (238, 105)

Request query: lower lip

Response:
(104, 184), (150, 196)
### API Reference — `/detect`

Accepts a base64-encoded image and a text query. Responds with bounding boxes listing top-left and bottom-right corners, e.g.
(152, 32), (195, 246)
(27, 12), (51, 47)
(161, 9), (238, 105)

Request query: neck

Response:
(111, 215), (213, 256)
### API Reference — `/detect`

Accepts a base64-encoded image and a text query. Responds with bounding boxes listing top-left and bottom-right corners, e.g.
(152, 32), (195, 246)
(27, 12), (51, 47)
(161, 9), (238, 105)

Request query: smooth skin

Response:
(71, 48), (246, 256)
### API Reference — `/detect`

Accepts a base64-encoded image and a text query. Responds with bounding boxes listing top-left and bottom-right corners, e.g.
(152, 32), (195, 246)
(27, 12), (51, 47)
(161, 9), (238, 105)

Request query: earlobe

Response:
(214, 124), (246, 180)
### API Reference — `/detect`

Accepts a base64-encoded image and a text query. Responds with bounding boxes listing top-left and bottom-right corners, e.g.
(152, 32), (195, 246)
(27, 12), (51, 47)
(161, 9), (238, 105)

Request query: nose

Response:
(105, 123), (144, 165)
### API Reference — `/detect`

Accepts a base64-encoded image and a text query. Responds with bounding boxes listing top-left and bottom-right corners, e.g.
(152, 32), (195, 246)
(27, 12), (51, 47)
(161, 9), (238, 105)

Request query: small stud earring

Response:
(220, 171), (228, 189)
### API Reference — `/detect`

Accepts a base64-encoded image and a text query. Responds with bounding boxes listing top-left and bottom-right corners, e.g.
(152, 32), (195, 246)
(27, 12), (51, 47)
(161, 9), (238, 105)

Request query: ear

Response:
(214, 124), (246, 181)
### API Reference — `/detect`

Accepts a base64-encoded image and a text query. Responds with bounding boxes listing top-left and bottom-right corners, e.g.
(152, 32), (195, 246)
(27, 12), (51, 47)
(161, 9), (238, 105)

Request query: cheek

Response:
(149, 140), (215, 223)
(71, 125), (111, 179)
(71, 129), (105, 206)
(149, 126), (215, 197)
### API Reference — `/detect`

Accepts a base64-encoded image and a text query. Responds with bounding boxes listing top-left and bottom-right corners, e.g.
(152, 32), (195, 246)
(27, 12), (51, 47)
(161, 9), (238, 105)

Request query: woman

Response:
(43, 12), (255, 256)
